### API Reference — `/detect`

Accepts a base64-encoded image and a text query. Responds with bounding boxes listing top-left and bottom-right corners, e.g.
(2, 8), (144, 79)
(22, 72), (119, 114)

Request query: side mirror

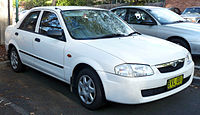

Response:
(144, 21), (157, 25)
(47, 29), (63, 38)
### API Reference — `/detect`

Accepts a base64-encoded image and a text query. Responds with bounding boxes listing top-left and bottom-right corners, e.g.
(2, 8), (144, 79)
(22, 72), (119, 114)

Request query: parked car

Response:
(181, 7), (200, 23)
(5, 6), (194, 109)
(168, 7), (182, 15)
(110, 6), (200, 55)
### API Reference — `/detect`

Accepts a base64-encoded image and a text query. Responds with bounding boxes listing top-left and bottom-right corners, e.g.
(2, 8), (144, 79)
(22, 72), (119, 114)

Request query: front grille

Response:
(156, 59), (185, 73)
(141, 75), (191, 97)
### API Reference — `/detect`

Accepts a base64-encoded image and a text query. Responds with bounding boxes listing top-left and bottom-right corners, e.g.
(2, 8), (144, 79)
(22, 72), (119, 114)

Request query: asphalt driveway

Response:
(0, 63), (200, 115)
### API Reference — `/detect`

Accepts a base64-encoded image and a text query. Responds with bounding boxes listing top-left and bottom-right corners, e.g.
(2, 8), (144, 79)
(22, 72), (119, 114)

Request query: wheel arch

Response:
(7, 43), (18, 59)
(70, 63), (106, 98)
(167, 36), (191, 52)
(197, 19), (200, 23)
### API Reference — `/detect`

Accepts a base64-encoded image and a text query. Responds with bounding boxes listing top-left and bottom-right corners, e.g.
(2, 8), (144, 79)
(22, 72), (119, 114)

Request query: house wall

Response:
(0, 0), (12, 45)
(165, 0), (200, 11)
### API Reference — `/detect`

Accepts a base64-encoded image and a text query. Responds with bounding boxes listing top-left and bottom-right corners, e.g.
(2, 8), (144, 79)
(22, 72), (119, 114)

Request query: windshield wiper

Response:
(127, 31), (141, 36)
(173, 20), (186, 23)
(95, 34), (126, 39)
(90, 32), (141, 40)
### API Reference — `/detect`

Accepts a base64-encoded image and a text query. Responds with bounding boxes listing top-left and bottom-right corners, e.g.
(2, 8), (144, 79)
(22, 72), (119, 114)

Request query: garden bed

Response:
(0, 45), (8, 62)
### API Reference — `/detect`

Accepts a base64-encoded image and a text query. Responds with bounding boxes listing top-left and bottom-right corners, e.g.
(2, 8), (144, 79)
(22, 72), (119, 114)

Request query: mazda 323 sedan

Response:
(5, 6), (194, 109)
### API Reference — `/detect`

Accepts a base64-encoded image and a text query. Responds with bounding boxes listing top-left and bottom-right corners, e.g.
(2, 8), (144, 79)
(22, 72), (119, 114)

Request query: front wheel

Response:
(9, 47), (25, 72)
(75, 68), (106, 110)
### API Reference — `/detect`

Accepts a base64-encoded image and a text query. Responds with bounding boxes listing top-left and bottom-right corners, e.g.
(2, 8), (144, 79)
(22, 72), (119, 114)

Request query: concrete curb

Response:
(0, 60), (9, 65)
(194, 76), (200, 80)
(195, 66), (200, 69)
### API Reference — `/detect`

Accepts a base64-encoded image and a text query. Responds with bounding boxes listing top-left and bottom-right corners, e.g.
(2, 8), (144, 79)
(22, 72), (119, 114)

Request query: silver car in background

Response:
(110, 6), (200, 55)
(181, 7), (200, 23)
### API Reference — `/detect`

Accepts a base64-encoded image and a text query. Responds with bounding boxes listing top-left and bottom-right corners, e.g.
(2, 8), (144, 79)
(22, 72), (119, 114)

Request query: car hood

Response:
(166, 22), (200, 32)
(181, 14), (200, 18)
(80, 35), (187, 65)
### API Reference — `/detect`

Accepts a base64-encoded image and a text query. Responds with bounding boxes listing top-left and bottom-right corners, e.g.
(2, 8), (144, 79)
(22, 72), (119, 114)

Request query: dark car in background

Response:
(168, 7), (182, 15)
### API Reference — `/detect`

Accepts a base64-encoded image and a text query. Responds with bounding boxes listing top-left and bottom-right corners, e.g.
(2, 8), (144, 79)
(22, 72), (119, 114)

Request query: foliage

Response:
(25, 0), (51, 9)
(56, 0), (95, 6)
(13, 0), (51, 9)
(13, 0), (164, 10)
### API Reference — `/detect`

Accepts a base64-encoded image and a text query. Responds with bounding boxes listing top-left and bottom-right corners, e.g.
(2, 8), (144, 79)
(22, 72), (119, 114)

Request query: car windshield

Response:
(182, 8), (200, 15)
(149, 8), (186, 24)
(61, 10), (134, 40)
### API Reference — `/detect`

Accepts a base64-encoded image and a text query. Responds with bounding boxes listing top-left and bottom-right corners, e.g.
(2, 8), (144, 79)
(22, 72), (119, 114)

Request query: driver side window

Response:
(39, 11), (64, 40)
(127, 9), (156, 25)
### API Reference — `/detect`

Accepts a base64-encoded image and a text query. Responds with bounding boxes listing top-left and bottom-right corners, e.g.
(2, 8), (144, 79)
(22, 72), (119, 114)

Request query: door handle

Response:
(15, 32), (18, 36)
(35, 38), (40, 42)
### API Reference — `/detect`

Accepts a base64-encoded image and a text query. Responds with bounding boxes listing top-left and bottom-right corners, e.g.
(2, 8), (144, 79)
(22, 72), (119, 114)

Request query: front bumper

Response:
(97, 61), (194, 104)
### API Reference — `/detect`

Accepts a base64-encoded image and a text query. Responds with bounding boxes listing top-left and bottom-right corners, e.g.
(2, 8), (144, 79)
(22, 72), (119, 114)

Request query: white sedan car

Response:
(5, 6), (194, 109)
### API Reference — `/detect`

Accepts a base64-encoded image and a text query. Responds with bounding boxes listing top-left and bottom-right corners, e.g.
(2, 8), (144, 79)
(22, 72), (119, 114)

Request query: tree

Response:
(13, 0), (51, 9)
(56, 0), (94, 6)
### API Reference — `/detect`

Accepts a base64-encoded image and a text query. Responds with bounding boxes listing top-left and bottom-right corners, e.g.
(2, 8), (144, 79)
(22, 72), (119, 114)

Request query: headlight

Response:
(114, 64), (154, 77)
(186, 18), (197, 22)
(186, 53), (192, 65)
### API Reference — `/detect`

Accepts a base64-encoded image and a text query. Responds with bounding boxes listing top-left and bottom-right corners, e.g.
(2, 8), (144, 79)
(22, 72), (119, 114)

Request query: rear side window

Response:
(19, 11), (40, 32)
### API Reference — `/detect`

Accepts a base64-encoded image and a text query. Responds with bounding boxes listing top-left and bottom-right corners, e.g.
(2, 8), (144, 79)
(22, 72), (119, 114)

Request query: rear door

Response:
(33, 10), (66, 79)
(17, 11), (41, 66)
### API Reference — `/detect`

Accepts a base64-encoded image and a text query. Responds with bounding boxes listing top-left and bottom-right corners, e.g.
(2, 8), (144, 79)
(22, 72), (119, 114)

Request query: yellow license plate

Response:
(167, 75), (183, 90)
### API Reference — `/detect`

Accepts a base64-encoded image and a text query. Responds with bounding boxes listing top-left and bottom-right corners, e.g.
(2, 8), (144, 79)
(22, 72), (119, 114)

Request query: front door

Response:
(126, 8), (159, 37)
(33, 11), (66, 79)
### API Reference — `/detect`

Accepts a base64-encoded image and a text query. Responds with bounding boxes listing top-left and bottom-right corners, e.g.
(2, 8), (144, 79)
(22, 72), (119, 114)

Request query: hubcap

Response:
(78, 75), (96, 104)
(10, 51), (18, 70)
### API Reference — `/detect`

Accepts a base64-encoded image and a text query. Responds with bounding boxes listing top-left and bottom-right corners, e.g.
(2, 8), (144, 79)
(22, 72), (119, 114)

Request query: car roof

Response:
(111, 6), (163, 10)
(31, 6), (105, 11)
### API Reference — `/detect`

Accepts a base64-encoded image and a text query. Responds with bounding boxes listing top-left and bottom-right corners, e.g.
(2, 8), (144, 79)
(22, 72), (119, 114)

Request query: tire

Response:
(169, 38), (190, 52)
(9, 47), (25, 72)
(75, 68), (106, 110)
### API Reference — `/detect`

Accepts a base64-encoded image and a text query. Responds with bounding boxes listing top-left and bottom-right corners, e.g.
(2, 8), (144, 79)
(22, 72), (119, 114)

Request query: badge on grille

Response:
(171, 61), (178, 67)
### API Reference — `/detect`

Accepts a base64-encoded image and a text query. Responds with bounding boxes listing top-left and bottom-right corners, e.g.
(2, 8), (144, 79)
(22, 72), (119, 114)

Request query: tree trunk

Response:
(52, 0), (57, 6)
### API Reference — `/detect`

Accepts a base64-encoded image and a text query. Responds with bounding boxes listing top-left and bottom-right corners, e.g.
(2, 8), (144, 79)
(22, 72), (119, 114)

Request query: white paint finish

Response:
(5, 6), (194, 104)
(80, 35), (188, 65)
(32, 34), (66, 79)
(98, 60), (194, 103)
